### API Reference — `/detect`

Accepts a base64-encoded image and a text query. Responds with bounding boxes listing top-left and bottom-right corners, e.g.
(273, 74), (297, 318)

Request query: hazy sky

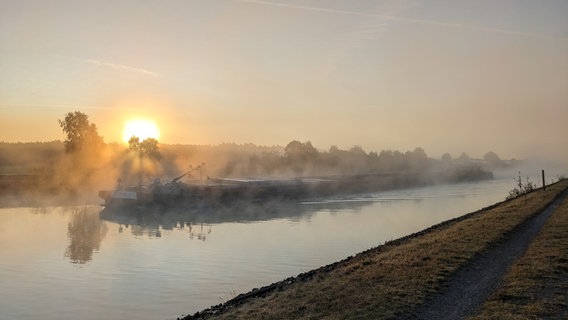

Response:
(1, 0), (567, 161)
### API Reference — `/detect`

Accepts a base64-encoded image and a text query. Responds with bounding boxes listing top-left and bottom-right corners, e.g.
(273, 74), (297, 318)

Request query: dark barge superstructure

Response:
(99, 176), (345, 208)
(98, 168), (493, 208)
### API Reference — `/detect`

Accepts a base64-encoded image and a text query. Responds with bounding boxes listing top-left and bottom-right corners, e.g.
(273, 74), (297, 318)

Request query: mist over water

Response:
(4, 140), (551, 208)
(0, 178), (527, 320)
(0, 137), (565, 320)
(2, 2), (566, 318)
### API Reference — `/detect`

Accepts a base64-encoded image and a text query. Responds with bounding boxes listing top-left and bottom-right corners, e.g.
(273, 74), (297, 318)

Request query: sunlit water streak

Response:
(0, 178), (517, 320)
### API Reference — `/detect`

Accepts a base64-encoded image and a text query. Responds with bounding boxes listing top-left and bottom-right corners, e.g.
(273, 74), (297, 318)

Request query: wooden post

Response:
(542, 169), (546, 191)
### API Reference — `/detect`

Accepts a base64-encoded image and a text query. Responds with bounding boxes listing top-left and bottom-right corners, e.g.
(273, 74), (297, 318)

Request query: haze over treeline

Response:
(3, 111), (562, 207)
(0, 139), (505, 179)
(0, 133), (498, 205)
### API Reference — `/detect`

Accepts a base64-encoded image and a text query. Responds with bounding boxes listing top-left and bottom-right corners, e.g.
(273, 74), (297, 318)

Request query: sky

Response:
(1, 0), (567, 161)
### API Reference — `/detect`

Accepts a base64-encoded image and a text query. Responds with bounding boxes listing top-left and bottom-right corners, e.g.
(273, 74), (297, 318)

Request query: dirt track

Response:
(404, 188), (568, 319)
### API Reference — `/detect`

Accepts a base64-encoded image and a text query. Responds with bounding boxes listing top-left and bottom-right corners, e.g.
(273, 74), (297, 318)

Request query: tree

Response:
(284, 140), (319, 175)
(457, 152), (470, 162)
(284, 140), (318, 161)
(59, 111), (104, 153)
(483, 151), (502, 166)
(128, 136), (140, 151)
(408, 147), (428, 170)
(441, 153), (452, 162)
(128, 136), (160, 159)
(140, 138), (160, 159)
(127, 136), (161, 185)
(349, 145), (365, 154)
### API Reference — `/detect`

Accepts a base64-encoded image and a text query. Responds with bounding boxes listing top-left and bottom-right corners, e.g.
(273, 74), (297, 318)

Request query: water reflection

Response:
(29, 205), (57, 215)
(189, 223), (211, 241)
(65, 207), (108, 264)
(0, 179), (519, 320)
(99, 198), (374, 227)
(98, 199), (377, 245)
(99, 201), (312, 241)
(66, 186), (485, 264)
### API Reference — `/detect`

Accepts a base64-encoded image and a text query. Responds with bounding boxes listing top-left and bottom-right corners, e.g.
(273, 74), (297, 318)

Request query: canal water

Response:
(0, 178), (521, 319)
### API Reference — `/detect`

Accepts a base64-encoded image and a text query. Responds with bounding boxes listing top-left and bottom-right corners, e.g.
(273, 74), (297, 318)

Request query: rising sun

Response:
(122, 119), (160, 143)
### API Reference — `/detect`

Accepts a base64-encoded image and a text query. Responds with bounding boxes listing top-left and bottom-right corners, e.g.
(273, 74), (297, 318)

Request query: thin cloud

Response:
(322, 1), (416, 73)
(0, 104), (111, 110)
(0, 104), (153, 111)
(238, 0), (566, 41)
(323, 23), (386, 73)
(86, 59), (159, 76)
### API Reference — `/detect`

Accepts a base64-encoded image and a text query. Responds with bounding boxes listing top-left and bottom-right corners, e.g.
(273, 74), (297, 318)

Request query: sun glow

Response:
(122, 119), (160, 143)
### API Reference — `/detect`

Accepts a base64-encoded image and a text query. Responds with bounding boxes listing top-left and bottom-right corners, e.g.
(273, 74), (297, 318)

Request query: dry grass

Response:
(185, 180), (568, 320)
(467, 189), (568, 320)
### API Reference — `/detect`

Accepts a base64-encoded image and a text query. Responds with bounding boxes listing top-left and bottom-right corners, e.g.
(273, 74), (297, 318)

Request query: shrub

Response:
(506, 172), (537, 200)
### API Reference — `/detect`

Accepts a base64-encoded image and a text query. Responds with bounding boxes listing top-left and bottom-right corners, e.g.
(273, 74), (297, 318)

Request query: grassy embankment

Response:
(183, 179), (568, 320)
(468, 190), (568, 320)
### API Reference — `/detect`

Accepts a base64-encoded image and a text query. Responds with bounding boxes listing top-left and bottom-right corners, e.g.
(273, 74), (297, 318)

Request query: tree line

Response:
(218, 140), (498, 183)
(0, 111), (508, 204)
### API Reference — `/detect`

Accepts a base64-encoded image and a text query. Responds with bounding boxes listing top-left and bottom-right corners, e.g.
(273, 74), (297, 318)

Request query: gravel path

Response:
(405, 188), (568, 320)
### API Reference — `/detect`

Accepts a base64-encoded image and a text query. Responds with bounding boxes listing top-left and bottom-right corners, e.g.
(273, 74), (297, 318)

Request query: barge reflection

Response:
(57, 198), (375, 263)
(98, 197), (375, 227)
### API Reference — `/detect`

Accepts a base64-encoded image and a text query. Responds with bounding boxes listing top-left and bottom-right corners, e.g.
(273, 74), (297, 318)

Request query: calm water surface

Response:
(0, 179), (515, 320)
